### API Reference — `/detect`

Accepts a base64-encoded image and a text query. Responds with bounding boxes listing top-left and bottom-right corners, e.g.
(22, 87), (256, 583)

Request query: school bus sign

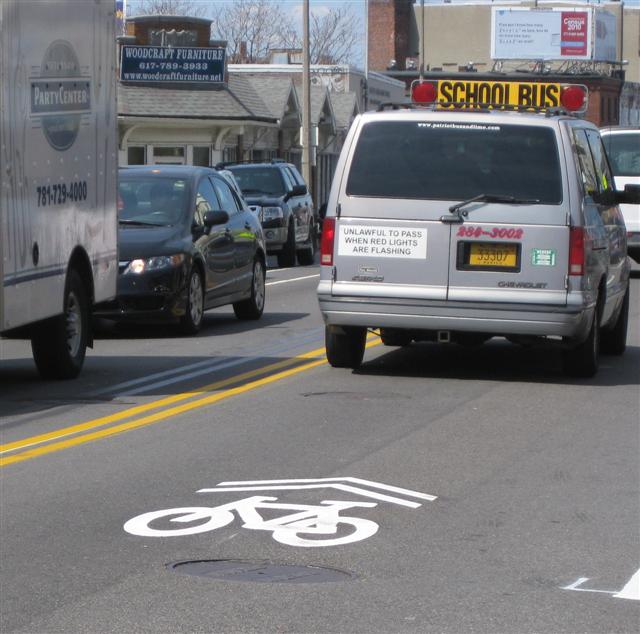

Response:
(410, 79), (588, 113)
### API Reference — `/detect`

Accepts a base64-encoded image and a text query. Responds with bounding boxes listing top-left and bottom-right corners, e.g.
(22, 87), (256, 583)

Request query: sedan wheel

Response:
(233, 258), (265, 320)
(179, 268), (204, 334)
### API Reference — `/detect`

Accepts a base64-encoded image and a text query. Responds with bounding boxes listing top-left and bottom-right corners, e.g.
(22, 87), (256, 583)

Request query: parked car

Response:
(95, 166), (266, 333)
(225, 160), (317, 267)
(318, 80), (638, 377)
(600, 126), (640, 262)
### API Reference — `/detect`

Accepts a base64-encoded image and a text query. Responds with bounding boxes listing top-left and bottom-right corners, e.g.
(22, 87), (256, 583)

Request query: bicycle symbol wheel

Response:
(271, 516), (379, 547)
(123, 507), (234, 537)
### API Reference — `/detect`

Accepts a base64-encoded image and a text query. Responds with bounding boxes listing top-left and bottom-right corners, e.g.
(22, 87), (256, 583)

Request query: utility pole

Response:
(302, 0), (312, 190)
(364, 0), (368, 110)
(420, 0), (425, 79)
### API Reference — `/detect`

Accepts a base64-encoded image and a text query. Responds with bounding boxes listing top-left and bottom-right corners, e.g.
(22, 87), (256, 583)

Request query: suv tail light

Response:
(569, 226), (585, 276)
(320, 217), (336, 266)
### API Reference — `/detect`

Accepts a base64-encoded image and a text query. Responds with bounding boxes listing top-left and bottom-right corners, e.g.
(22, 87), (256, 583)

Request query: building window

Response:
(127, 146), (146, 165)
(193, 146), (211, 167)
(250, 149), (277, 162)
(223, 146), (237, 163)
(153, 146), (185, 164)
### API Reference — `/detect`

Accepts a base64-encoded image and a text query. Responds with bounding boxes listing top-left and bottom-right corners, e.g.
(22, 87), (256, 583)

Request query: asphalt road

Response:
(1, 260), (639, 633)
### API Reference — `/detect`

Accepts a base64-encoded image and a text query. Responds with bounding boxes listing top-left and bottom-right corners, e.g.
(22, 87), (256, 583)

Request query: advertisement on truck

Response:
(0, 0), (118, 378)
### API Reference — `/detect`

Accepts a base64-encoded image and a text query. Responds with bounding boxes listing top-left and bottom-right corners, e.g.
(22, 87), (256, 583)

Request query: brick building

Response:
(366, 0), (640, 126)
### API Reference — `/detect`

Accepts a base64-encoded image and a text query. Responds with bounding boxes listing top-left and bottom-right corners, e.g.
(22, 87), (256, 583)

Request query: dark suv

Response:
(225, 160), (316, 267)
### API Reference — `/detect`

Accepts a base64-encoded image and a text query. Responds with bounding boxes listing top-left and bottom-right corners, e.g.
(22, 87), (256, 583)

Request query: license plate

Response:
(468, 243), (518, 268)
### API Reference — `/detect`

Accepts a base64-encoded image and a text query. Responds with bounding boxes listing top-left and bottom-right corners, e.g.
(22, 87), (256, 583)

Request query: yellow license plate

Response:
(436, 80), (562, 110)
(469, 243), (518, 267)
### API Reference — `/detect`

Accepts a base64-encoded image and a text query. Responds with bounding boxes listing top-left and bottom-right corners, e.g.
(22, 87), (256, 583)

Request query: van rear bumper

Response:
(318, 293), (593, 339)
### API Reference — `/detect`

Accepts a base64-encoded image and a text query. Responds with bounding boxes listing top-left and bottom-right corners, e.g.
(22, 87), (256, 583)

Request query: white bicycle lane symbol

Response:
(124, 477), (437, 548)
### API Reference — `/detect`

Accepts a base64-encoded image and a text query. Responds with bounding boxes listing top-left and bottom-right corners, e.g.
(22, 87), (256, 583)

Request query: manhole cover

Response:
(167, 559), (354, 583)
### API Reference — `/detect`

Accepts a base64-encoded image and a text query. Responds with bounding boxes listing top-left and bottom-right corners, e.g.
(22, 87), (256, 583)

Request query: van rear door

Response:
(443, 122), (570, 305)
(332, 119), (454, 299)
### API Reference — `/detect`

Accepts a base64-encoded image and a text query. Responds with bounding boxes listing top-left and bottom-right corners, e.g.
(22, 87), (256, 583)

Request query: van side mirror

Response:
(616, 184), (640, 205)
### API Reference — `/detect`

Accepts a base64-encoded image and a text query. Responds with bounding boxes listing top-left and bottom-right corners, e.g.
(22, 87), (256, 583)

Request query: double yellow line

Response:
(1, 338), (381, 468)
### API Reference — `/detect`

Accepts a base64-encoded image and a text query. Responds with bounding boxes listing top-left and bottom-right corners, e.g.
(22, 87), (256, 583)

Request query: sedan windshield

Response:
(346, 121), (563, 204)
(229, 168), (286, 196)
(602, 132), (640, 177)
(118, 178), (188, 225)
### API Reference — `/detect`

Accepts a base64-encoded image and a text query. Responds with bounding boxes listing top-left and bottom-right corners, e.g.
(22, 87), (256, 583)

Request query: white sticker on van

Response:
(338, 225), (428, 259)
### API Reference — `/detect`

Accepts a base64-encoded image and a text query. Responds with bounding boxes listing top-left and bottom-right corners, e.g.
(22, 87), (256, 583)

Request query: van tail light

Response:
(320, 217), (336, 266)
(569, 226), (585, 276)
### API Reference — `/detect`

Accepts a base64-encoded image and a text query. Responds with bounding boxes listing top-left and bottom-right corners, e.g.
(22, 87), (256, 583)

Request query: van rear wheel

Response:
(31, 269), (89, 379)
(325, 326), (367, 369)
(380, 328), (412, 347)
(562, 307), (600, 378)
(600, 286), (629, 356)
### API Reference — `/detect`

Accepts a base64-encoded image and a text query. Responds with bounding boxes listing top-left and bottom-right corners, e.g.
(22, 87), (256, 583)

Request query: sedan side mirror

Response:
(203, 210), (230, 227)
(615, 184), (640, 205)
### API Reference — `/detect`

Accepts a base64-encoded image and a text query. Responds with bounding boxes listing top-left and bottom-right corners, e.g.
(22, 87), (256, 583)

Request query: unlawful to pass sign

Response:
(338, 225), (428, 259)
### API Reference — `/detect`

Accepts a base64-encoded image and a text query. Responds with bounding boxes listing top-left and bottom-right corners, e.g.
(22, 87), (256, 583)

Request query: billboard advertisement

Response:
(491, 7), (617, 62)
(120, 46), (226, 84)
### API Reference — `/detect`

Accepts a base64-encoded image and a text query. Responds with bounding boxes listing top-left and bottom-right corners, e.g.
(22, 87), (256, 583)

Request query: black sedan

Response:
(95, 166), (266, 334)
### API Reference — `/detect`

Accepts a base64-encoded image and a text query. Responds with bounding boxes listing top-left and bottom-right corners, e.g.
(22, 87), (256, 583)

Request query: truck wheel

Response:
(325, 325), (367, 369)
(31, 269), (89, 379)
(277, 222), (297, 268)
(179, 267), (204, 335)
(562, 306), (600, 378)
(297, 220), (317, 266)
(233, 258), (265, 320)
(600, 286), (629, 356)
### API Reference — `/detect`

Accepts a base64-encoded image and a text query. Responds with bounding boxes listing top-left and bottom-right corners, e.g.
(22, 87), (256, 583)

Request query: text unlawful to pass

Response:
(338, 225), (428, 259)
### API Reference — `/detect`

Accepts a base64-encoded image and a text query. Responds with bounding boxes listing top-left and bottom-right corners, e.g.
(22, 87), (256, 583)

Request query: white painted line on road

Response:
(216, 477), (438, 501)
(89, 330), (323, 397)
(562, 578), (617, 595)
(614, 568), (640, 600)
(563, 569), (640, 601)
(200, 483), (423, 508)
(266, 274), (319, 287)
(200, 477), (437, 508)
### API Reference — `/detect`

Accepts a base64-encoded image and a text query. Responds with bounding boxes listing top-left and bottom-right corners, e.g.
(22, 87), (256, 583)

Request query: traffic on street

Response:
(2, 1), (639, 633)
(1, 256), (639, 632)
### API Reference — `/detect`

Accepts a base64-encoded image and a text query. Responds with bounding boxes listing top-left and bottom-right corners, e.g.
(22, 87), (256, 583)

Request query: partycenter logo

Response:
(30, 40), (91, 151)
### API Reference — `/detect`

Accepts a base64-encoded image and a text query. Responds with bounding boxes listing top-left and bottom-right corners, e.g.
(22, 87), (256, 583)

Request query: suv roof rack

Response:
(215, 158), (287, 170)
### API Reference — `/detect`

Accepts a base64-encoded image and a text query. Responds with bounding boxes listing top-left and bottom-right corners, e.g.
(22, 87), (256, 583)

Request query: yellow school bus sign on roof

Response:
(411, 79), (588, 113)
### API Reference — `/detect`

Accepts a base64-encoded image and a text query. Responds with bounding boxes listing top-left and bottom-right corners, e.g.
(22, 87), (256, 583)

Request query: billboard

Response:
(491, 7), (617, 62)
(120, 46), (226, 84)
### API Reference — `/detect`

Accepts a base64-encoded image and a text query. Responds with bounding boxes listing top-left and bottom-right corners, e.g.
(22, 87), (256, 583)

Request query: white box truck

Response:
(0, 0), (118, 378)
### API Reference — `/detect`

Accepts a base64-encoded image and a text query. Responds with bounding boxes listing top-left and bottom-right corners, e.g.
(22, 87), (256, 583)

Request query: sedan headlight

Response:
(260, 206), (284, 222)
(124, 254), (185, 275)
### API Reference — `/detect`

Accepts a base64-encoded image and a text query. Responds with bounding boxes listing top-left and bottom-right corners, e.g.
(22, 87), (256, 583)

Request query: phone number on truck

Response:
(36, 181), (88, 207)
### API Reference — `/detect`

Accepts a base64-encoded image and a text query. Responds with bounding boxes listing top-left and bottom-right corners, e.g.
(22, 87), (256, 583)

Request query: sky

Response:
(126, 0), (640, 69)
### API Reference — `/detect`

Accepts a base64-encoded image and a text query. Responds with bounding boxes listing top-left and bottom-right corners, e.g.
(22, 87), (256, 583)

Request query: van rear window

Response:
(346, 121), (562, 203)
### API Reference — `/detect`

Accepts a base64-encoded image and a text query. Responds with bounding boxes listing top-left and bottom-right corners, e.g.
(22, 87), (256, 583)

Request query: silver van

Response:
(318, 90), (638, 377)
